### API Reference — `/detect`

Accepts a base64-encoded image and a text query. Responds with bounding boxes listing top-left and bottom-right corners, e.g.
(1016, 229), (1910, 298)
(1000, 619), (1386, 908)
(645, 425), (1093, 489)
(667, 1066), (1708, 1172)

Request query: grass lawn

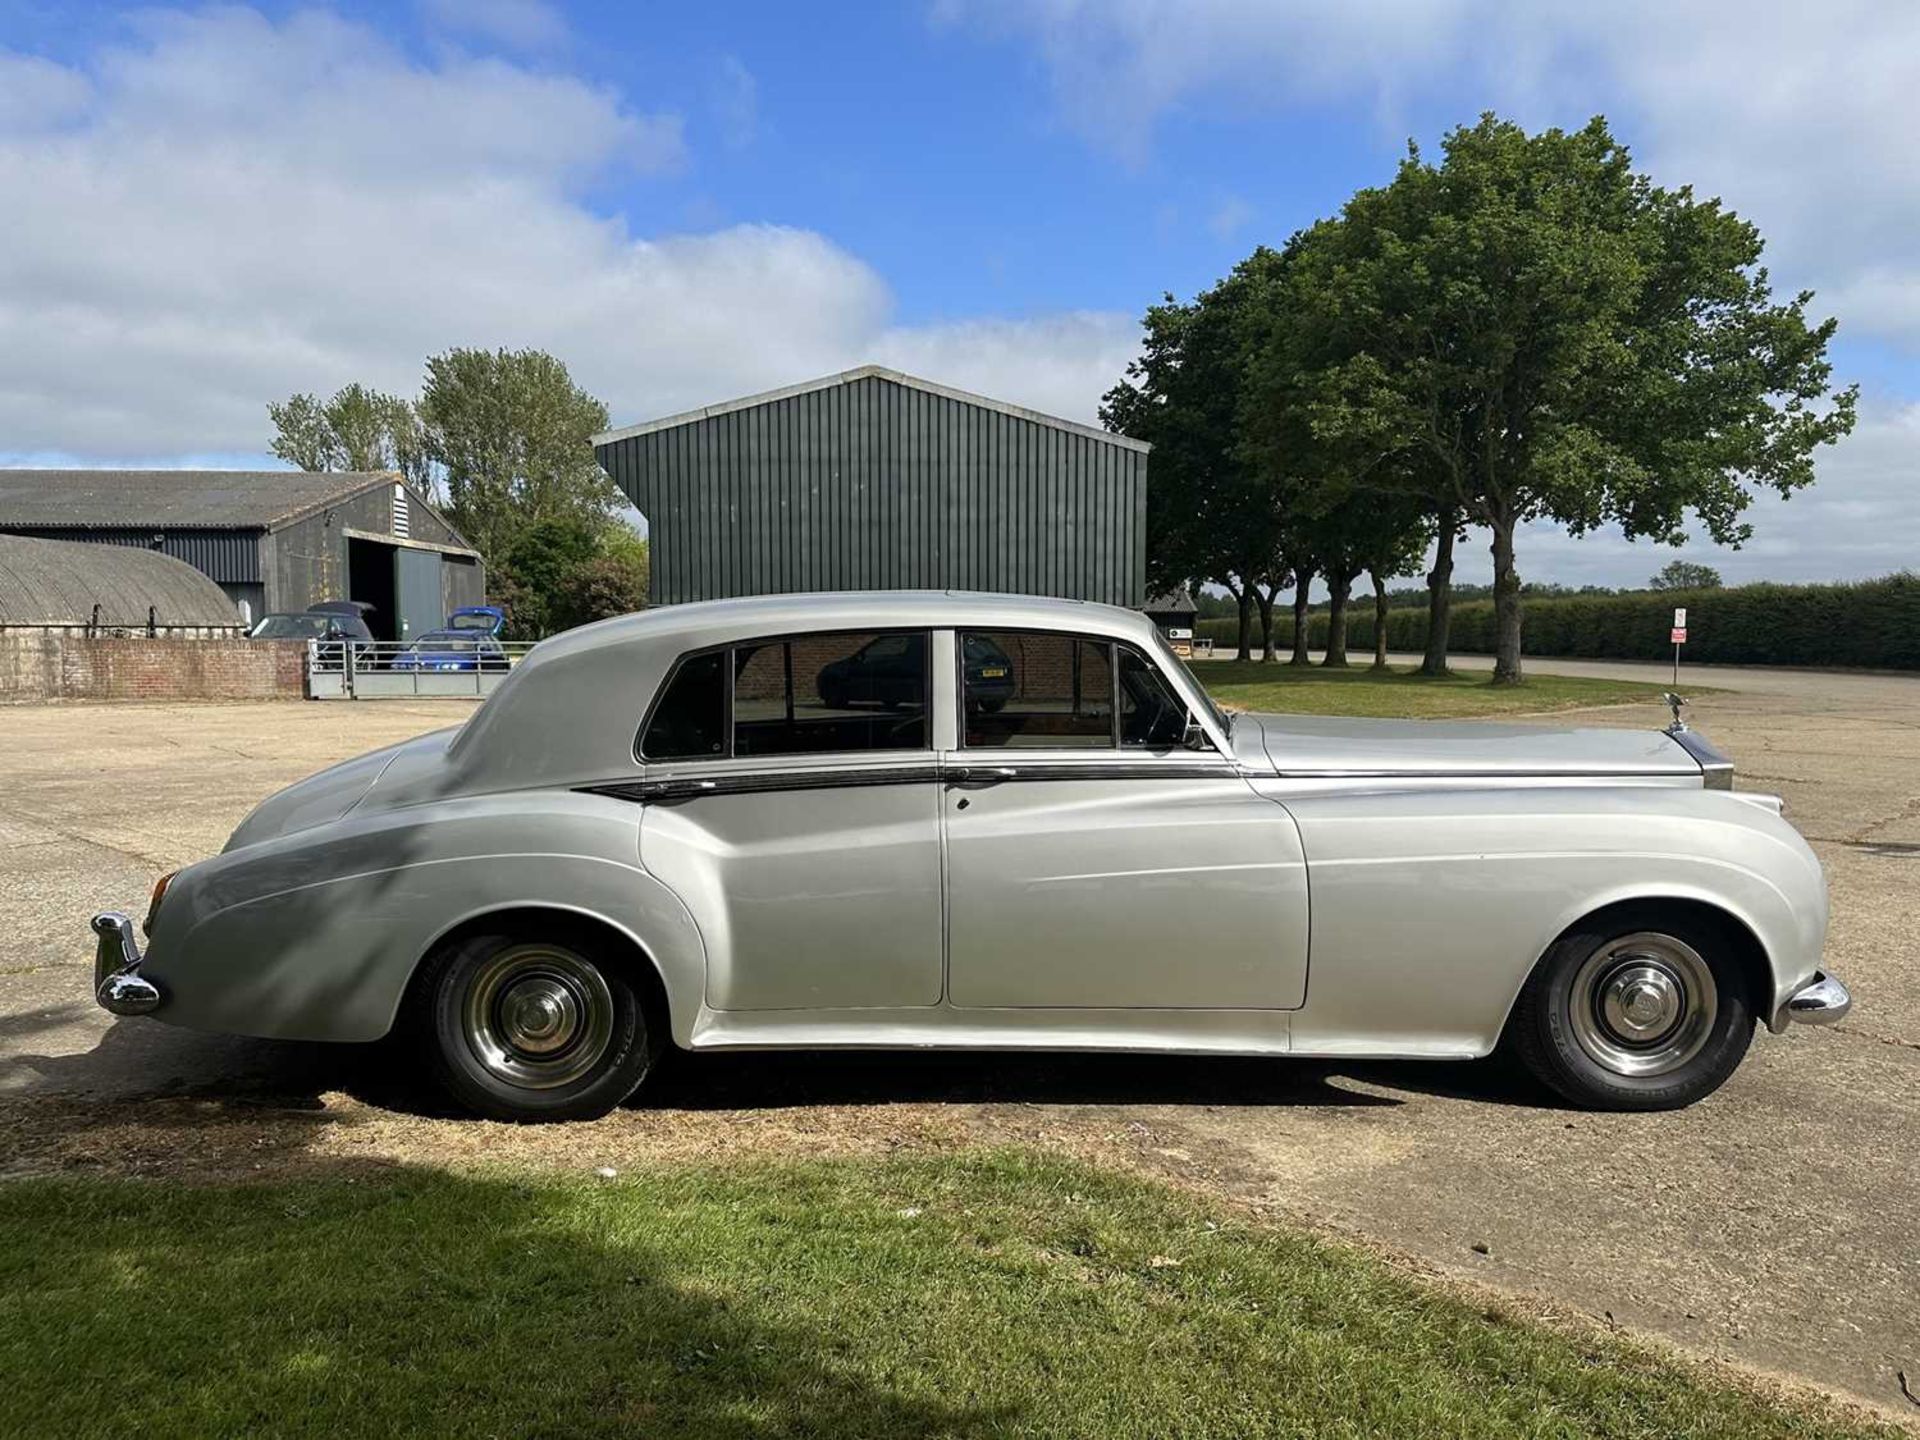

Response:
(1195, 660), (1689, 720)
(0, 1153), (1884, 1439)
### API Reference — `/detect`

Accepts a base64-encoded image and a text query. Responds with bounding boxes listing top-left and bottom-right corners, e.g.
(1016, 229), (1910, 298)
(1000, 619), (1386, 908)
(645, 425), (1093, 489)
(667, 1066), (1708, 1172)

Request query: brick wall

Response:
(0, 634), (308, 704)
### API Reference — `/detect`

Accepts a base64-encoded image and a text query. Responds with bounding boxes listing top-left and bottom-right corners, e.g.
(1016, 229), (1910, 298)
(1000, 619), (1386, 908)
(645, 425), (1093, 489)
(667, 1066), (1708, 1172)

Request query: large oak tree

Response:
(1291, 114), (1855, 682)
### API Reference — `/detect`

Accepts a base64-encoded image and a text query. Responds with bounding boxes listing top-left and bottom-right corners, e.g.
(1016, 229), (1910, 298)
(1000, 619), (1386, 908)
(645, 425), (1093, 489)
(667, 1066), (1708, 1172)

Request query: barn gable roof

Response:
(592, 365), (1151, 453)
(0, 469), (409, 531)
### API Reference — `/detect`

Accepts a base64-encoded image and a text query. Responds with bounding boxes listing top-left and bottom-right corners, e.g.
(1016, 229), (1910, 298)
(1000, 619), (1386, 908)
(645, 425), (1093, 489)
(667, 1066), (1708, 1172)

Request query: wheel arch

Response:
(404, 901), (676, 1045)
(1497, 891), (1776, 1047)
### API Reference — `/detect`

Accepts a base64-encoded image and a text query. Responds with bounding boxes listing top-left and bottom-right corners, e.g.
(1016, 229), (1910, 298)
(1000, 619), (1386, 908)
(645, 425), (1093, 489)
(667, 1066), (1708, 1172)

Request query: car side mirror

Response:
(1181, 712), (1211, 752)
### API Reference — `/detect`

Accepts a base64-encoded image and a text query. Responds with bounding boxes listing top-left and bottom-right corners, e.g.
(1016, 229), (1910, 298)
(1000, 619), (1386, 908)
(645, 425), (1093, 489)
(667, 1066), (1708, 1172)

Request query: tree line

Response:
(1103, 114), (1856, 683)
(268, 348), (645, 640)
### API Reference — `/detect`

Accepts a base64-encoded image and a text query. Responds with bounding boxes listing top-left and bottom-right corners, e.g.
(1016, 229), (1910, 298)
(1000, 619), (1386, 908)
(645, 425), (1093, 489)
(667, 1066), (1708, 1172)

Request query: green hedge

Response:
(1195, 574), (1920, 669)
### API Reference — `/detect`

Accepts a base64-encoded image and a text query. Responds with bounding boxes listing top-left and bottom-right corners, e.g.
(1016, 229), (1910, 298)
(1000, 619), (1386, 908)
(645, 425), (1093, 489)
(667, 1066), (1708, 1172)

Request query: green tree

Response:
(268, 384), (428, 488)
(1649, 559), (1723, 591)
(417, 347), (620, 567)
(1108, 247), (1333, 663)
(492, 517), (650, 640)
(1292, 114), (1855, 683)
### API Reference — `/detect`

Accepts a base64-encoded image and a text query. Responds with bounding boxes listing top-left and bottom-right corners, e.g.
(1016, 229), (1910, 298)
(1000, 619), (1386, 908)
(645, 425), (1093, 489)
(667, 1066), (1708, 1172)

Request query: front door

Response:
(943, 631), (1310, 1010)
(636, 630), (945, 1011)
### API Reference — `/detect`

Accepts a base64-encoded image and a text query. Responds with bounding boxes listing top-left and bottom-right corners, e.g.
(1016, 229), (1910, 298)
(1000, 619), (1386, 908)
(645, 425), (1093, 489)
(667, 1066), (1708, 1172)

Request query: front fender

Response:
(1275, 784), (1828, 1058)
(142, 792), (704, 1044)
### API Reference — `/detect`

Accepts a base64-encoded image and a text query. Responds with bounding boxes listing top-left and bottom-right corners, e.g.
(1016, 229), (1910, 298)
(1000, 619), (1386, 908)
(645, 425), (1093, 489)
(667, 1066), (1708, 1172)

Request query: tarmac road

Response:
(1, 676), (1915, 1418)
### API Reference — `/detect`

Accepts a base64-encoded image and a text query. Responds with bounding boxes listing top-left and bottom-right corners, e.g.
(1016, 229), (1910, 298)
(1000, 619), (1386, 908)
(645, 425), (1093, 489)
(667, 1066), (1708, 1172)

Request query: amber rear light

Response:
(144, 871), (176, 936)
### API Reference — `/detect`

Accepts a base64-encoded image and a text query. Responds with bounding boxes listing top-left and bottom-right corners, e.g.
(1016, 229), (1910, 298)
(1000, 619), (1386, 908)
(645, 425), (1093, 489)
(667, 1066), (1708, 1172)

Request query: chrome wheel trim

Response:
(1567, 932), (1718, 1079)
(461, 944), (615, 1090)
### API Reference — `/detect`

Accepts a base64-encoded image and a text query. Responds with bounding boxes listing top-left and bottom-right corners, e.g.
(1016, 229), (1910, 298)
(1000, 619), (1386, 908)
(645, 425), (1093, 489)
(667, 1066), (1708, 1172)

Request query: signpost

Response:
(1670, 607), (1687, 684)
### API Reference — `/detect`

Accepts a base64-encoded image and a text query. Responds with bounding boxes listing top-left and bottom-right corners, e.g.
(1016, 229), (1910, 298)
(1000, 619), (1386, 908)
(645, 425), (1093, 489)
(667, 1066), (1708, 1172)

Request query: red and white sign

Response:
(1671, 607), (1687, 646)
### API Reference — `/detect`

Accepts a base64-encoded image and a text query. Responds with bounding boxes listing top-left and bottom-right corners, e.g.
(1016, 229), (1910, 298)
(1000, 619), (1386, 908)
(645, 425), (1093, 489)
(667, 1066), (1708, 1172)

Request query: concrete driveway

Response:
(1, 679), (1915, 1418)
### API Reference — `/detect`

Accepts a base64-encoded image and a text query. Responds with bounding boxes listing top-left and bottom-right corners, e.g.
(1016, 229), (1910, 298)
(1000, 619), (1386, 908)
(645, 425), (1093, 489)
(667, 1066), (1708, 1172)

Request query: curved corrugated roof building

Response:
(0, 533), (242, 629)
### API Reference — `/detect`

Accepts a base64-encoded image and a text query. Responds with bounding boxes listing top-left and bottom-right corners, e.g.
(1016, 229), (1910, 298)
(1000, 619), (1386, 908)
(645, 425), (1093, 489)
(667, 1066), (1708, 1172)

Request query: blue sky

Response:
(2, 0), (1915, 587)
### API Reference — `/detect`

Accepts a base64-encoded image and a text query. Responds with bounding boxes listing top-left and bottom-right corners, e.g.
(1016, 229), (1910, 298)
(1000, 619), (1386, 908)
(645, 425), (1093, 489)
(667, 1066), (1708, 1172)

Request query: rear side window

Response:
(640, 651), (726, 758)
(962, 631), (1114, 749)
(641, 631), (929, 760)
(735, 631), (927, 756)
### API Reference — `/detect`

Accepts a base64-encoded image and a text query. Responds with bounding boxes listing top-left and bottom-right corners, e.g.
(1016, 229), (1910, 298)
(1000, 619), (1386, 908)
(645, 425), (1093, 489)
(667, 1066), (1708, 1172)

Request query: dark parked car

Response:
(248, 612), (355, 641)
(390, 630), (510, 672)
(815, 631), (1019, 711)
(249, 607), (374, 671)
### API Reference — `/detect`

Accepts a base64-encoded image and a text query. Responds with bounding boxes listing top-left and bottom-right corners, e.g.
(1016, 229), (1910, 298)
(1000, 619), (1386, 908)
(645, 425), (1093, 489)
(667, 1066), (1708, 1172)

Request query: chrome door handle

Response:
(946, 766), (1017, 786)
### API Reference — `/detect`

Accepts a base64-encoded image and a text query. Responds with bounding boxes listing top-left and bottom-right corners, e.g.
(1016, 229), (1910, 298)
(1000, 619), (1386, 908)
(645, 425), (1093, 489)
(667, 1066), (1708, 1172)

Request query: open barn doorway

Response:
(347, 537), (398, 640)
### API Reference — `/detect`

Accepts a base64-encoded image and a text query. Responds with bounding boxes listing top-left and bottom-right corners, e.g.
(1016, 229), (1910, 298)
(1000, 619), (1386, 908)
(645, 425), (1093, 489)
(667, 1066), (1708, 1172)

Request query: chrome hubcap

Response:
(1568, 932), (1717, 1078)
(462, 945), (613, 1090)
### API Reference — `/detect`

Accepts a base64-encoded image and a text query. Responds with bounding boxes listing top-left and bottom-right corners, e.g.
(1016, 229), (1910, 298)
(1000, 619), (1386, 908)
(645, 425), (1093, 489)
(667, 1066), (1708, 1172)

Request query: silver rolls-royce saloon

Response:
(91, 592), (1848, 1121)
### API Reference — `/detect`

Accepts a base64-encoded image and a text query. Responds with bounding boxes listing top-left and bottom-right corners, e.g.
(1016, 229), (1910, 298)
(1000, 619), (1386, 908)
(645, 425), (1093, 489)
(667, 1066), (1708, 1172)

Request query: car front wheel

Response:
(1509, 912), (1754, 1111)
(411, 932), (657, 1121)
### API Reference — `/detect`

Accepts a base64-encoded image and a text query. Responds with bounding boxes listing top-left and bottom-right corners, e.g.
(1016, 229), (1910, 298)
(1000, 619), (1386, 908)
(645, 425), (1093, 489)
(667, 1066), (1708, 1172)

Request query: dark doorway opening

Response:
(347, 537), (398, 640)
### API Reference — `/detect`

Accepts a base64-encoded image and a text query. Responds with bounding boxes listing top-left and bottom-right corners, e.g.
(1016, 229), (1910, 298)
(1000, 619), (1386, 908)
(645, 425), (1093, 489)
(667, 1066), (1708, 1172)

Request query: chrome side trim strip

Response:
(1271, 767), (1694, 781)
(949, 761), (1241, 784)
(581, 758), (1247, 804)
(583, 764), (942, 804)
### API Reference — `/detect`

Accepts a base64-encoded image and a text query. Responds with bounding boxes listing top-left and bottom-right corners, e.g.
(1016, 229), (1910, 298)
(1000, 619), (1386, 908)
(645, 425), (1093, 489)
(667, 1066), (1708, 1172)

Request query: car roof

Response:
(529, 590), (1157, 665)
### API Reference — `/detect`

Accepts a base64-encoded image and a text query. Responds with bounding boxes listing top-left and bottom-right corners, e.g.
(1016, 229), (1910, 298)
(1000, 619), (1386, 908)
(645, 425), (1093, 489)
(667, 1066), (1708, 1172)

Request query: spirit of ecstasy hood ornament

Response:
(1662, 691), (1689, 733)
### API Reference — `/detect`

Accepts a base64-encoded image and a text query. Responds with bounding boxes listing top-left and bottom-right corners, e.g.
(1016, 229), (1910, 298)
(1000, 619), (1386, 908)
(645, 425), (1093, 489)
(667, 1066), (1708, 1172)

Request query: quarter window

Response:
(640, 651), (726, 759)
(962, 631), (1115, 749)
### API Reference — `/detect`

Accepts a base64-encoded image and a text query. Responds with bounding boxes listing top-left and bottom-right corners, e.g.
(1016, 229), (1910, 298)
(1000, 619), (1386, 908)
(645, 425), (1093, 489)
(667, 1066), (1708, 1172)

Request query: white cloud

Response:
(936, 0), (1476, 164)
(0, 7), (1131, 463)
(420, 0), (568, 51)
(942, 0), (1920, 581)
(941, 0), (1920, 354)
(1437, 399), (1920, 589)
(714, 55), (758, 149)
(1207, 195), (1253, 241)
(872, 311), (1141, 424)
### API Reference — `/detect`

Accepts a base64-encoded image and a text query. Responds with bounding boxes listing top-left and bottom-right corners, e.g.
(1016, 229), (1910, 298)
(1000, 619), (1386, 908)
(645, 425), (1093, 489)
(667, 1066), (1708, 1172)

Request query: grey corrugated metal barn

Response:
(0, 470), (485, 641)
(593, 366), (1150, 607)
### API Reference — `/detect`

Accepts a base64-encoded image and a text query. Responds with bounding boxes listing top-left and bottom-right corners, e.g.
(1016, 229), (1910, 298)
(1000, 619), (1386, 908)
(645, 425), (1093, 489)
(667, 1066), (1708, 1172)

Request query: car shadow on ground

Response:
(2, 1014), (1562, 1122)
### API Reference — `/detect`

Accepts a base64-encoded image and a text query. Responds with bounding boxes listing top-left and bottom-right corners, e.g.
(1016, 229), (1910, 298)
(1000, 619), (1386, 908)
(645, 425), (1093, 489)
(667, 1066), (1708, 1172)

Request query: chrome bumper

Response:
(91, 910), (161, 1016)
(1780, 970), (1851, 1027)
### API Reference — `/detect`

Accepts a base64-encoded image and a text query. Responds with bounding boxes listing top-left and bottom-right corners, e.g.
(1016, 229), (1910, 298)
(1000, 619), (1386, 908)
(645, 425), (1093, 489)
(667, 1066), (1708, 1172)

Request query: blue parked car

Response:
(445, 605), (506, 636)
(391, 629), (510, 672)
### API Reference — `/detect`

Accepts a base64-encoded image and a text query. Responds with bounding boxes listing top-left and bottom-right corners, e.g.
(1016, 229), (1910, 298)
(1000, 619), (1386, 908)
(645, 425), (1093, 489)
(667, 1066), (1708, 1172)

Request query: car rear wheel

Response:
(411, 932), (657, 1121)
(1509, 912), (1754, 1111)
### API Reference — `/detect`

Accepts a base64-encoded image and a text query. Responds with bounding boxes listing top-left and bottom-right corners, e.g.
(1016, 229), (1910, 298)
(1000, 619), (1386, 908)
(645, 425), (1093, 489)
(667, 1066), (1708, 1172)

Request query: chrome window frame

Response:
(951, 627), (1215, 760)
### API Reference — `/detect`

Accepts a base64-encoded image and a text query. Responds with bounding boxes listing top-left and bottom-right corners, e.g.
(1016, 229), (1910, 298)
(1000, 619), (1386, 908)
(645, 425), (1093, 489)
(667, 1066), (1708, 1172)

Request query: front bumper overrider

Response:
(1776, 970), (1851, 1029)
(91, 910), (161, 1016)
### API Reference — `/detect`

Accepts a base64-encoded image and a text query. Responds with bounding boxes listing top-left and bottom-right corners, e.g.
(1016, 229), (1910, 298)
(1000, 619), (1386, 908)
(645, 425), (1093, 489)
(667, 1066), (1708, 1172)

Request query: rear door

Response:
(637, 629), (946, 1011)
(942, 631), (1310, 1010)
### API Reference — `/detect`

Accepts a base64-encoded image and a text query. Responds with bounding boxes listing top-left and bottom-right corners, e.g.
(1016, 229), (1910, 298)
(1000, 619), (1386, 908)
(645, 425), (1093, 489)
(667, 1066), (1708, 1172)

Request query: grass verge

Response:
(0, 1152), (1887, 1439)
(1196, 660), (1691, 720)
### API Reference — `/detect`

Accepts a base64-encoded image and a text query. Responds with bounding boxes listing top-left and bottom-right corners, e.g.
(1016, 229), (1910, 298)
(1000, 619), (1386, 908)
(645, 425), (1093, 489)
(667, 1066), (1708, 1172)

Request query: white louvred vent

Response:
(392, 483), (411, 537)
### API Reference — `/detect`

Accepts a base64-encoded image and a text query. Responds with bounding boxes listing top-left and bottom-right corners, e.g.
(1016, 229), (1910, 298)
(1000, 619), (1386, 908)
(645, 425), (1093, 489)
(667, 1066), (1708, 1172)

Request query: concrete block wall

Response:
(0, 634), (307, 704)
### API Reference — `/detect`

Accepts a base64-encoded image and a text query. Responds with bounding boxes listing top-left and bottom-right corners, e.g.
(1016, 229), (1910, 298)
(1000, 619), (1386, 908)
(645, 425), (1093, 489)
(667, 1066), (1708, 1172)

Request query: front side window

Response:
(962, 631), (1114, 749)
(641, 631), (929, 760)
(1119, 645), (1188, 748)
